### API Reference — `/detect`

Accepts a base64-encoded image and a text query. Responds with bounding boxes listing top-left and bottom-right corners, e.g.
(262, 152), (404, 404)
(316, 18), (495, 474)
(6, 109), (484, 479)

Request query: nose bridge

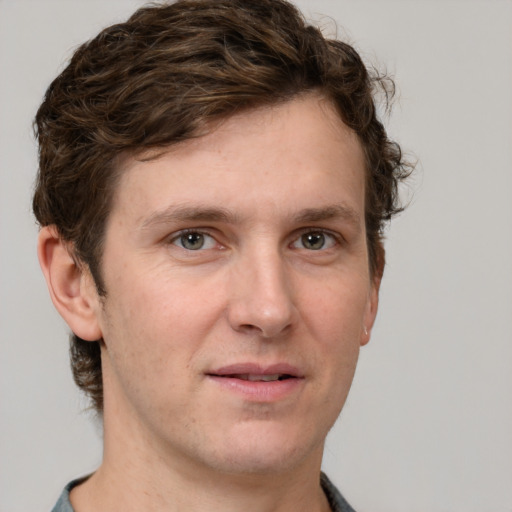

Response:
(227, 239), (295, 338)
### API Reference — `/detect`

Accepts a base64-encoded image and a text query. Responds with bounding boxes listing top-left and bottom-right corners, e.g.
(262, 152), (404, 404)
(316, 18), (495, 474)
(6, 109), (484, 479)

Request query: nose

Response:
(226, 246), (297, 338)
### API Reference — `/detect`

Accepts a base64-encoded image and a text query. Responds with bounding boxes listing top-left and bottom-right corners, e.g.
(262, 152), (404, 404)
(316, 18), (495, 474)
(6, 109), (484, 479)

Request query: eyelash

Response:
(169, 227), (342, 252)
(291, 229), (341, 251)
(169, 229), (218, 250)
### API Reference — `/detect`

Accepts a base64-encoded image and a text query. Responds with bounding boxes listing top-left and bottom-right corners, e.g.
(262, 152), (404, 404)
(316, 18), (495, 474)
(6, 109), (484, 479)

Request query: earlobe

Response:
(37, 226), (103, 341)
(361, 244), (385, 346)
(360, 274), (381, 347)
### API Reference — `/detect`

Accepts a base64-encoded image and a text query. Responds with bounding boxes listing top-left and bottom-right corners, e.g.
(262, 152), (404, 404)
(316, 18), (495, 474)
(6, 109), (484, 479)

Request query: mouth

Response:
(224, 374), (294, 382)
(207, 362), (303, 380)
(205, 363), (304, 401)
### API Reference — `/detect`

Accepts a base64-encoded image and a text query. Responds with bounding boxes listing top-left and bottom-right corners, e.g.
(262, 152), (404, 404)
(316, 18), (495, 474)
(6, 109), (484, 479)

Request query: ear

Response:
(360, 246), (384, 346)
(37, 226), (103, 341)
(360, 272), (381, 346)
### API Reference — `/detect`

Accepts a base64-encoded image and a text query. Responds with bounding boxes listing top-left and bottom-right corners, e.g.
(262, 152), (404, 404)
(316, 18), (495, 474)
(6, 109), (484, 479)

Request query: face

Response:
(90, 95), (379, 477)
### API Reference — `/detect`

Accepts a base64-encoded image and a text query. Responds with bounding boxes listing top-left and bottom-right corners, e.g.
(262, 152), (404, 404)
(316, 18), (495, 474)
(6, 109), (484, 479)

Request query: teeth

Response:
(235, 374), (281, 382)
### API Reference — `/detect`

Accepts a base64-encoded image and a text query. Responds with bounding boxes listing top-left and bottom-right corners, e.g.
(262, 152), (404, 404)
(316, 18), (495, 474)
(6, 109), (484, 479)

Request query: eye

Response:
(172, 231), (217, 251)
(291, 231), (337, 251)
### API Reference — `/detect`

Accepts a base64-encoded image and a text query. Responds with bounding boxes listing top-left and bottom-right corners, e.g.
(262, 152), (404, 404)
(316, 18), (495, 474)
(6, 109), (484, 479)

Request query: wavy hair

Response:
(33, 0), (411, 412)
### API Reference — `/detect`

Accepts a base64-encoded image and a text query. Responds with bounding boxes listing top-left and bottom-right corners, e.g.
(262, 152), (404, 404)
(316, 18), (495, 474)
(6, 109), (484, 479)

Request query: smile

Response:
(206, 363), (304, 401)
(227, 374), (292, 382)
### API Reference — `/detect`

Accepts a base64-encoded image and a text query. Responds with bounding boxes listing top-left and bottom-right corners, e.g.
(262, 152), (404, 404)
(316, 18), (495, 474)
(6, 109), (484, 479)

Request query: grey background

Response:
(1, 1), (511, 511)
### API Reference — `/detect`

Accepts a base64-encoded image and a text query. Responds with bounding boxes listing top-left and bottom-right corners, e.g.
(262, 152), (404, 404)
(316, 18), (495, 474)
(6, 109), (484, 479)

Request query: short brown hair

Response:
(33, 0), (411, 412)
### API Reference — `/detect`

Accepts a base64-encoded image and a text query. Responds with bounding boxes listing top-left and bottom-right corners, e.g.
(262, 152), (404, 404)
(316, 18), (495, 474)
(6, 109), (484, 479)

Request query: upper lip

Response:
(207, 363), (303, 378)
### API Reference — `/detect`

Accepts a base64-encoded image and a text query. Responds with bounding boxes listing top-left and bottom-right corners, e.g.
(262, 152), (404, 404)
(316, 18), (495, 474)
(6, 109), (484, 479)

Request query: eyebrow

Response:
(294, 205), (361, 227)
(140, 203), (361, 230)
(140, 204), (239, 230)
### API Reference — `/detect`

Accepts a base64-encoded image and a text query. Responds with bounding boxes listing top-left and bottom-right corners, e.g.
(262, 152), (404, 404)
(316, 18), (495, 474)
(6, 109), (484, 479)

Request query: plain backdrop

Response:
(1, 1), (511, 511)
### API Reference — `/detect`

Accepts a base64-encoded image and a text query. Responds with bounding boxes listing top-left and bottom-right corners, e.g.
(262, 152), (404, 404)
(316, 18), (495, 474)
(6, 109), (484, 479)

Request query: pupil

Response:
(303, 232), (324, 250)
(181, 232), (204, 250)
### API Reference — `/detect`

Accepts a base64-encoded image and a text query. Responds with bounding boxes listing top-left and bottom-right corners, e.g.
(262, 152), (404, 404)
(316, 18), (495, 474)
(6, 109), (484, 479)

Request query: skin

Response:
(39, 94), (380, 512)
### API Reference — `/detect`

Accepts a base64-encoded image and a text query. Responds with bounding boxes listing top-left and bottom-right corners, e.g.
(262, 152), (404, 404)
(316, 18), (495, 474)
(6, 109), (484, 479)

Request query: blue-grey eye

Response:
(292, 231), (336, 250)
(302, 232), (325, 250)
(173, 232), (216, 250)
(181, 232), (204, 250)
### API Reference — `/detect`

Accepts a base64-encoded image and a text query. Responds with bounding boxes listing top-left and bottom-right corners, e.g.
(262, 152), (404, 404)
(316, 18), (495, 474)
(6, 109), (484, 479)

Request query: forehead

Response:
(111, 94), (366, 226)
(137, 95), (362, 164)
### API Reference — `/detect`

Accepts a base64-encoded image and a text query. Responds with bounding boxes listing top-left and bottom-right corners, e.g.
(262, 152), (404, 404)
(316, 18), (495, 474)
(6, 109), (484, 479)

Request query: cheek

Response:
(101, 267), (225, 364)
(298, 276), (368, 398)
(301, 277), (369, 343)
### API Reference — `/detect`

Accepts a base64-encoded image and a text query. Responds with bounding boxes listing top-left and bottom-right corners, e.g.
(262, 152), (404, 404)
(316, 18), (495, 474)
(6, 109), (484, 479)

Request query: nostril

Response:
(235, 322), (293, 339)
(239, 324), (258, 332)
(226, 286), (296, 338)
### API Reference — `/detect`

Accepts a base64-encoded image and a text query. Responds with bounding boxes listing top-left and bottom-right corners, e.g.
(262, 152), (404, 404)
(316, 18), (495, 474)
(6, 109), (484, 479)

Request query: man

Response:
(34, 0), (410, 510)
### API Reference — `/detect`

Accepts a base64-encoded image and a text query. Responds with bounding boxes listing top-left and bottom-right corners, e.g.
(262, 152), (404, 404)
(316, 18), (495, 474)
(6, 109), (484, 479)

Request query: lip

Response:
(209, 363), (304, 378)
(206, 363), (305, 402)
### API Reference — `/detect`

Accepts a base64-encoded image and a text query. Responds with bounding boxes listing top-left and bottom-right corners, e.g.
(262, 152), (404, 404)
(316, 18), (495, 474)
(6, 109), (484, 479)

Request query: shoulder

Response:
(51, 473), (353, 511)
(51, 477), (89, 512)
(321, 472), (357, 512)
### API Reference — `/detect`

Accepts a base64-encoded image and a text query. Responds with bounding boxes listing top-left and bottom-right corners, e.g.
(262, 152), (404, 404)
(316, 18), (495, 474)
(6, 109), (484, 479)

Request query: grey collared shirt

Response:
(52, 472), (356, 511)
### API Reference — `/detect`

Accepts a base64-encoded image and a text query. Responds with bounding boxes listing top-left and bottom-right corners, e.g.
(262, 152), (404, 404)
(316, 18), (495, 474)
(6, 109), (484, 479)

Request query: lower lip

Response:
(206, 376), (304, 402)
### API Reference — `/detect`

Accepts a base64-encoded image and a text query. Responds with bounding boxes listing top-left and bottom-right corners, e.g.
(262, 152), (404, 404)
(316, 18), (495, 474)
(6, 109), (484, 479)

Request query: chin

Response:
(200, 421), (326, 476)
(208, 448), (311, 476)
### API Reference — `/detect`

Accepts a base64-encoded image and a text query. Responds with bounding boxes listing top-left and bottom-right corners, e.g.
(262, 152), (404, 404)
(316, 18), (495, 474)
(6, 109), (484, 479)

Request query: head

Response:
(33, 0), (410, 414)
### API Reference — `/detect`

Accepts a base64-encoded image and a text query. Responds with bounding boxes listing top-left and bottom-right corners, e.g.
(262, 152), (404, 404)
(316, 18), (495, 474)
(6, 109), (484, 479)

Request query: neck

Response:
(72, 453), (330, 512)
(70, 402), (331, 512)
